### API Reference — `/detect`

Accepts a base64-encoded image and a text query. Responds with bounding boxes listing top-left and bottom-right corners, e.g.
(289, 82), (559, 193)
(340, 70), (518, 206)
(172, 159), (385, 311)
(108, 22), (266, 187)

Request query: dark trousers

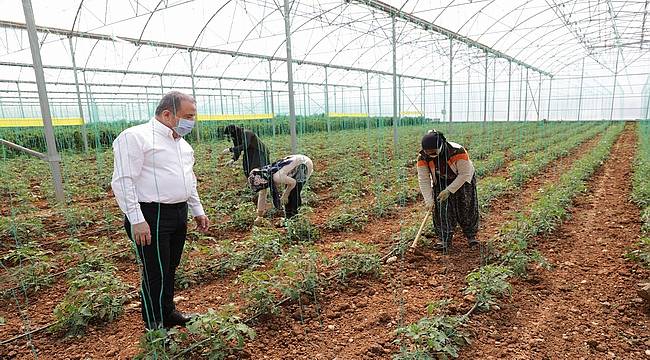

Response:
(432, 176), (479, 246)
(125, 202), (187, 329)
(284, 181), (304, 218)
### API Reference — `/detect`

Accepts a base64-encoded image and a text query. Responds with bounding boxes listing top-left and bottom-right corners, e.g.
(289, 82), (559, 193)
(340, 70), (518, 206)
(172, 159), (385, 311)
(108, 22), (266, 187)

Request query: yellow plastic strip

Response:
(328, 112), (368, 118)
(400, 111), (422, 116)
(0, 117), (84, 127)
(197, 113), (274, 121)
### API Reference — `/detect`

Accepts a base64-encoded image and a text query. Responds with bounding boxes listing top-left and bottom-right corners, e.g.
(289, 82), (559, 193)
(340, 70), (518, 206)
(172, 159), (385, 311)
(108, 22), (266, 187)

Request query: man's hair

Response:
(155, 91), (196, 116)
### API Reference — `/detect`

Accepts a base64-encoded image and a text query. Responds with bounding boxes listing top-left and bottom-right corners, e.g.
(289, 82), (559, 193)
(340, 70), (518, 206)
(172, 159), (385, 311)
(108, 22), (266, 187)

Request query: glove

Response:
(224, 159), (235, 167)
(424, 200), (434, 211)
(253, 216), (263, 226)
(222, 147), (231, 155)
(437, 189), (451, 202)
(280, 194), (289, 206)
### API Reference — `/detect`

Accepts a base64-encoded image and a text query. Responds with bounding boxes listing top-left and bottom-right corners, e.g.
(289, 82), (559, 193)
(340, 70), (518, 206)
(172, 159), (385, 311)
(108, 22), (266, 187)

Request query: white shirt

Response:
(273, 154), (314, 185)
(111, 118), (205, 224)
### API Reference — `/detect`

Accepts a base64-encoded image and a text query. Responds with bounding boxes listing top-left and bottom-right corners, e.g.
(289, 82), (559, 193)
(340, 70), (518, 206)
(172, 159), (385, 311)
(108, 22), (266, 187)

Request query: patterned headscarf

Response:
(248, 168), (272, 192)
(247, 157), (293, 209)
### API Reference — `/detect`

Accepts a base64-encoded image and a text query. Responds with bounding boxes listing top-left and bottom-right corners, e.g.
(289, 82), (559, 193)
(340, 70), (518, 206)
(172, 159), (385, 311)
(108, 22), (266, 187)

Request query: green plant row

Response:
(393, 123), (624, 359)
(627, 121), (650, 266)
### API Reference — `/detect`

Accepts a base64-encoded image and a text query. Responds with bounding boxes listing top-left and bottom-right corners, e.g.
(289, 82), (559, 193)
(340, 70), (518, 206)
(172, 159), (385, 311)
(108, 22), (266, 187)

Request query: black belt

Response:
(139, 202), (187, 209)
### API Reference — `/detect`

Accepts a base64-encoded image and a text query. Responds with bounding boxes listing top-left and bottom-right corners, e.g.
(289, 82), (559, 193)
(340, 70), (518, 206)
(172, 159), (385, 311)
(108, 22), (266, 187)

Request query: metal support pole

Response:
(283, 0), (298, 153)
(16, 81), (26, 119)
(524, 67), (529, 121)
(188, 50), (201, 142)
(466, 64), (470, 122)
(67, 37), (88, 153)
(507, 60), (512, 121)
(609, 50), (620, 121)
(422, 79), (426, 120)
(491, 58), (496, 121)
(366, 72), (371, 116)
(392, 15), (399, 144)
(159, 74), (164, 95)
(518, 66), (523, 121)
(0, 139), (47, 160)
(219, 78), (225, 114)
(378, 75), (382, 117)
(577, 58), (585, 121)
(398, 76), (402, 125)
(483, 50), (488, 123)
(307, 84), (311, 115)
(263, 85), (268, 114)
(536, 73), (542, 121)
(547, 76), (553, 121)
(448, 37), (453, 122)
(145, 86), (151, 114)
(302, 83), (307, 119)
(324, 66), (330, 132)
(644, 86), (650, 120)
(22, 0), (64, 202)
(443, 82), (447, 122)
(366, 72), (371, 128)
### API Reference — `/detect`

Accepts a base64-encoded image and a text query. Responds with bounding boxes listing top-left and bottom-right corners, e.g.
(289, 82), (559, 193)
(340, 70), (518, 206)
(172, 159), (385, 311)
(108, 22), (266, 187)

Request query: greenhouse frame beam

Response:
(0, 20), (445, 84)
(0, 139), (47, 160)
(21, 0), (65, 203)
(0, 61), (358, 89)
(0, 88), (287, 97)
(67, 36), (89, 153)
(349, 0), (553, 78)
(283, 0), (298, 154)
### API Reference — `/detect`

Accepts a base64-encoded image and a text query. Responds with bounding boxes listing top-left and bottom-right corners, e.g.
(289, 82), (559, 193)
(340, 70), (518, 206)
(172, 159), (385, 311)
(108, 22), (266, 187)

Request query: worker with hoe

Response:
(416, 129), (479, 253)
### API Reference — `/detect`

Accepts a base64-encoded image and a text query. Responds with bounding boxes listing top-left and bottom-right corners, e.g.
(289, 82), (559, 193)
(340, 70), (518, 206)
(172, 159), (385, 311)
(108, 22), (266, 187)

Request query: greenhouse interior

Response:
(0, 0), (649, 359)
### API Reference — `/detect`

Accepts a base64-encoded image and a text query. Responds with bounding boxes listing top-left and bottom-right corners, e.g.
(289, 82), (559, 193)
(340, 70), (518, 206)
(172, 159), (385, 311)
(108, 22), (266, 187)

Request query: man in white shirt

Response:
(111, 91), (209, 330)
(416, 130), (479, 253)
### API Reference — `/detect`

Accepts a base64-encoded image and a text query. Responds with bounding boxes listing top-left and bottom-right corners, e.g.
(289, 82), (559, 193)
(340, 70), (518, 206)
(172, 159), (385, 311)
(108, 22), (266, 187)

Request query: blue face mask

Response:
(174, 118), (195, 137)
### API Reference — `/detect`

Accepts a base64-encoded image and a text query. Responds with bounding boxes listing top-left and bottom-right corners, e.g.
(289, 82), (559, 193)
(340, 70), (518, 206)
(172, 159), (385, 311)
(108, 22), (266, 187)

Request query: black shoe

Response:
(163, 311), (195, 328)
(468, 238), (479, 247)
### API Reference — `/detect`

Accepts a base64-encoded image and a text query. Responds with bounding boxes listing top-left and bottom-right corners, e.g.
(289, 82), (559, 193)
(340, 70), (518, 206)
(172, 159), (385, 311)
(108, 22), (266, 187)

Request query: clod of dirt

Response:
(637, 283), (650, 303)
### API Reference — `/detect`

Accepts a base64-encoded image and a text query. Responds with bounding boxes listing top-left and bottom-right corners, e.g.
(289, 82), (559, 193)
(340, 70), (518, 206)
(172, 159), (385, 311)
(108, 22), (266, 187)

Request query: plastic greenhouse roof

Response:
(0, 0), (647, 92)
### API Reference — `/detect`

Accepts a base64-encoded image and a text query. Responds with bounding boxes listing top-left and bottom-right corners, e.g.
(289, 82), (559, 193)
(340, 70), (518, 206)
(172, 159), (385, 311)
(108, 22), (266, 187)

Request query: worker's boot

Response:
(433, 233), (452, 253)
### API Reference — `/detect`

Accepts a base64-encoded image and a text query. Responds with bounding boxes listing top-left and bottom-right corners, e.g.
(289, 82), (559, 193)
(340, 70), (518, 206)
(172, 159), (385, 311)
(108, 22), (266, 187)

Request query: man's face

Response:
(162, 100), (197, 127)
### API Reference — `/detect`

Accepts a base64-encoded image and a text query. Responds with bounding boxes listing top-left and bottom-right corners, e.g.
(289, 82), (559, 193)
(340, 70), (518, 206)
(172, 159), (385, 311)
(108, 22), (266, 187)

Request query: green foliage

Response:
(464, 265), (512, 311)
(393, 303), (470, 360)
(625, 237), (650, 268)
(325, 208), (368, 232)
(498, 238), (551, 277)
(333, 241), (382, 283)
(135, 328), (180, 360)
(186, 308), (256, 359)
(238, 247), (323, 316)
(0, 217), (45, 242)
(135, 306), (255, 359)
(52, 258), (128, 336)
(58, 204), (97, 230)
(1, 242), (55, 296)
(285, 213), (320, 243)
(228, 202), (257, 230)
